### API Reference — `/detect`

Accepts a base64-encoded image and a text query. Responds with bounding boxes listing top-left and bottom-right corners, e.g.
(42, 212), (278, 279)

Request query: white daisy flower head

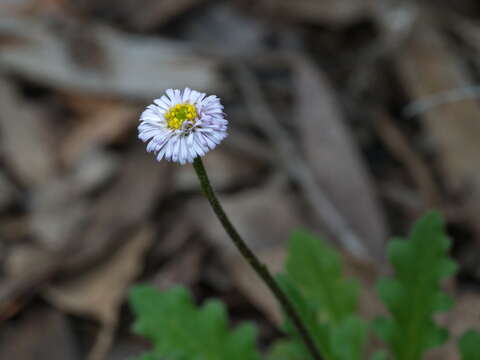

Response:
(138, 88), (228, 165)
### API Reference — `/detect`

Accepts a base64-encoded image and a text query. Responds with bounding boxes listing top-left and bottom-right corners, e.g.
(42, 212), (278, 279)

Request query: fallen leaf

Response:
(395, 20), (480, 239)
(342, 253), (384, 321)
(233, 62), (372, 260)
(183, 3), (270, 56)
(0, 17), (221, 99)
(258, 0), (371, 25)
(175, 148), (266, 192)
(44, 225), (154, 360)
(0, 172), (17, 210)
(0, 77), (57, 186)
(60, 100), (138, 166)
(292, 56), (388, 260)
(64, 145), (172, 272)
(29, 177), (89, 251)
(28, 148), (119, 251)
(0, 306), (80, 360)
(150, 242), (206, 290)
(372, 108), (441, 209)
(69, 148), (120, 195)
(113, 0), (206, 31)
(4, 243), (55, 278)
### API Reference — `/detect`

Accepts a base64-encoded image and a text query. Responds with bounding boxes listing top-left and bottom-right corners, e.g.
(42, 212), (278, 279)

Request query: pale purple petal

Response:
(138, 88), (228, 165)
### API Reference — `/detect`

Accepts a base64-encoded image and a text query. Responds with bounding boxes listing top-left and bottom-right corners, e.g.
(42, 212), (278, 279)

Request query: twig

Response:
(88, 320), (117, 360)
(403, 85), (480, 118)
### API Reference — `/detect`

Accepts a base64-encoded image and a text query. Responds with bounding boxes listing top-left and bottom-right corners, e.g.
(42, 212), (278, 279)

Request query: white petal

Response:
(189, 90), (202, 104)
(166, 89), (176, 103)
(156, 145), (167, 161)
(182, 88), (192, 103)
(173, 89), (182, 104)
(164, 138), (175, 161)
(139, 88), (228, 164)
(153, 98), (170, 110)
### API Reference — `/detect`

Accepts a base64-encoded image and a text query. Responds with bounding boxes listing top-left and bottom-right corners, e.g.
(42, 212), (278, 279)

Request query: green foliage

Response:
(370, 350), (389, 360)
(129, 285), (261, 360)
(272, 230), (368, 360)
(128, 213), (471, 360)
(458, 330), (480, 360)
(373, 212), (457, 360)
(267, 340), (306, 360)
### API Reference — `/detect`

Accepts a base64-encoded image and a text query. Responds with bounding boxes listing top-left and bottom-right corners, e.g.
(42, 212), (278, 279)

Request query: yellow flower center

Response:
(165, 103), (198, 130)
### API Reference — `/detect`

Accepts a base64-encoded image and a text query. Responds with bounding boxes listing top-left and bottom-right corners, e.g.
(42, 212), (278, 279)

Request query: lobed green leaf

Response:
(458, 330), (480, 360)
(273, 230), (367, 360)
(374, 212), (457, 360)
(129, 285), (261, 360)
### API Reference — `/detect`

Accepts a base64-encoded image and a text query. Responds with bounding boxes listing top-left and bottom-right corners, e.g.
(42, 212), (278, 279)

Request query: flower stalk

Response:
(193, 157), (322, 360)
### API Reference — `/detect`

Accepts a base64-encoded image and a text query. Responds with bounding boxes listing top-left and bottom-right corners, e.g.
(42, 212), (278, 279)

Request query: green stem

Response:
(193, 157), (322, 360)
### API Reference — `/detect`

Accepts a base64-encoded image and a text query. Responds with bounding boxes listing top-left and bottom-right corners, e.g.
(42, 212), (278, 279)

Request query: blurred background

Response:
(1, 0), (480, 359)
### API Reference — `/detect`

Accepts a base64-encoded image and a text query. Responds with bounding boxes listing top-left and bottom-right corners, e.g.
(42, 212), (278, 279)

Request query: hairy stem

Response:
(193, 157), (322, 360)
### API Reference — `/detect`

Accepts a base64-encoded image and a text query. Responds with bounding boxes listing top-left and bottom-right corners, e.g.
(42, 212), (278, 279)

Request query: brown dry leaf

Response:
(0, 306), (80, 360)
(60, 99), (138, 165)
(121, 0), (206, 31)
(0, 0), (70, 17)
(28, 147), (118, 251)
(0, 78), (57, 186)
(175, 148), (266, 192)
(395, 20), (480, 238)
(454, 18), (480, 65)
(0, 216), (30, 243)
(292, 56), (388, 260)
(225, 129), (273, 163)
(342, 253), (384, 321)
(234, 62), (370, 260)
(184, 3), (270, 57)
(29, 177), (89, 251)
(1, 146), (169, 307)
(189, 177), (304, 323)
(0, 240), (59, 307)
(148, 216), (195, 263)
(258, 0), (371, 25)
(4, 243), (55, 278)
(151, 242), (206, 290)
(44, 225), (154, 360)
(64, 146), (171, 272)
(69, 148), (120, 194)
(372, 108), (441, 210)
(71, 0), (204, 31)
(227, 246), (286, 324)
(0, 0), (29, 15)
(0, 172), (17, 211)
(0, 18), (221, 99)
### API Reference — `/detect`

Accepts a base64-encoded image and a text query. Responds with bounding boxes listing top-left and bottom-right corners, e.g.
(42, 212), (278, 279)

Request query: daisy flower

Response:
(138, 88), (228, 165)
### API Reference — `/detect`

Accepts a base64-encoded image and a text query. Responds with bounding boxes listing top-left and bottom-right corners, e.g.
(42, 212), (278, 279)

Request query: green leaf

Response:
(331, 316), (368, 360)
(137, 354), (158, 360)
(277, 274), (334, 360)
(372, 317), (395, 344)
(286, 230), (359, 324)
(275, 230), (367, 360)
(267, 340), (309, 360)
(370, 350), (389, 360)
(374, 212), (457, 360)
(129, 285), (261, 360)
(458, 330), (480, 360)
